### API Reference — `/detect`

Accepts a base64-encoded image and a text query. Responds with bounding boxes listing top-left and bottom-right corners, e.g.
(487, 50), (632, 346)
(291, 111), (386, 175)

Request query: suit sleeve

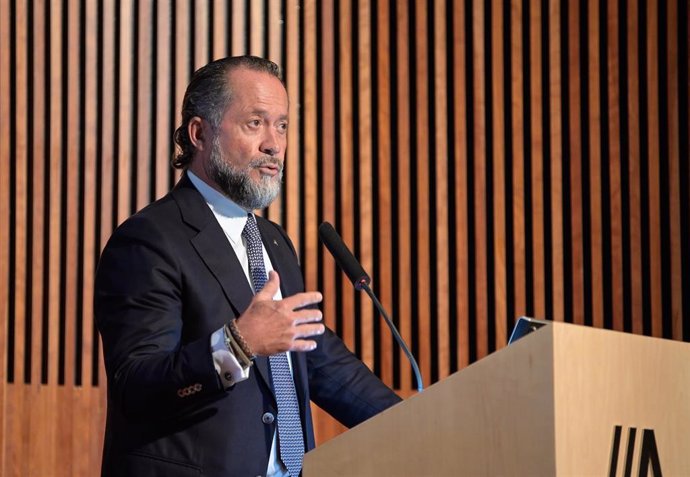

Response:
(95, 215), (224, 420)
(306, 330), (402, 428)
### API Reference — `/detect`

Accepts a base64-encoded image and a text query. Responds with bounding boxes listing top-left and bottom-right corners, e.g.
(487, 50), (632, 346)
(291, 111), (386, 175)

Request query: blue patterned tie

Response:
(242, 214), (304, 477)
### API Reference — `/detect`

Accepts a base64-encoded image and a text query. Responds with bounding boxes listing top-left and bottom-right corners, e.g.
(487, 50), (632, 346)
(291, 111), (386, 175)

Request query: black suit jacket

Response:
(95, 175), (401, 476)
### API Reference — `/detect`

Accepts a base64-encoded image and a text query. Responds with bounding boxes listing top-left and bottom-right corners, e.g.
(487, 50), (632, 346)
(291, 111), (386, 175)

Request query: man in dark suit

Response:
(95, 56), (401, 477)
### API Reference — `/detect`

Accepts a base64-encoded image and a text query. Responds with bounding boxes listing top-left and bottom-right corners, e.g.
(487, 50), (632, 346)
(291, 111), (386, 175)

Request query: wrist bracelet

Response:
(223, 324), (254, 368)
(225, 320), (255, 360)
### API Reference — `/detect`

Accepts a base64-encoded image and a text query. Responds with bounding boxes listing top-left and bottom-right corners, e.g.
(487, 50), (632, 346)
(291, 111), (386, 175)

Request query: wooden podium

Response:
(303, 321), (690, 476)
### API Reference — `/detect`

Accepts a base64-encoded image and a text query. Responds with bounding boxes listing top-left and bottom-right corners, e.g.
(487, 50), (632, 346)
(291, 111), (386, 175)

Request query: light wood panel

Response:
(0, 0), (687, 474)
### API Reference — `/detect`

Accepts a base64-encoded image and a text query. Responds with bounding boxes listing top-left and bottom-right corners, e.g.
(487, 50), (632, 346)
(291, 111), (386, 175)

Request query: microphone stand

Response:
(360, 282), (424, 393)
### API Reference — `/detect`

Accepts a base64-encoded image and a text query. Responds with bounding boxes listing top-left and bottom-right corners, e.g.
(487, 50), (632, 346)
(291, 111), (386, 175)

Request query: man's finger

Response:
(281, 291), (323, 310)
(289, 339), (318, 352)
(292, 310), (324, 325)
(293, 323), (326, 338)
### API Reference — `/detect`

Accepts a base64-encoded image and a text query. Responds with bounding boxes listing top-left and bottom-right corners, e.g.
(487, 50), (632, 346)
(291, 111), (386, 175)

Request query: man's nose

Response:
(260, 131), (281, 156)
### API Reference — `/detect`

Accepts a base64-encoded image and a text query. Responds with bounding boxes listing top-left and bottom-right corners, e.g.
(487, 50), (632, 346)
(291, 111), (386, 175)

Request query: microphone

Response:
(317, 222), (371, 290)
(318, 222), (424, 392)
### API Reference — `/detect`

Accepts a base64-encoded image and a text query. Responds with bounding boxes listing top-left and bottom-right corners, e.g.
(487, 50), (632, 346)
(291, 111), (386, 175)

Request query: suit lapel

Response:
(171, 176), (272, 389)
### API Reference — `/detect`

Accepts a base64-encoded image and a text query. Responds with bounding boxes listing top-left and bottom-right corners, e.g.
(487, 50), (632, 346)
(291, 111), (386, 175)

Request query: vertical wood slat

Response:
(249, 0), (264, 56)
(116, 0), (133, 224)
(14, 0), (29, 389)
(588, 0), (604, 330)
(9, 2), (28, 476)
(61, 1), (82, 474)
(394, 0), (412, 391)
(337, 0), (356, 354)
(30, 5), (57, 475)
(64, 0), (80, 388)
(30, 0), (46, 389)
(357, 0), (375, 369)
(529, 0), (546, 320)
(47, 0), (64, 390)
(231, 0), (246, 55)
(511, 0), (526, 321)
(193, 2), (209, 73)
(320, 0), (337, 339)
(608, 0), (625, 332)
(80, 1), (100, 472)
(376, 0), (394, 386)
(667, 0), (683, 340)
(302, 0), (318, 339)
(452, 0), (470, 371)
(549, 0), (565, 323)
(627, 0), (644, 335)
(413, 0), (431, 382)
(136, 3), (153, 231)
(212, 0), (228, 60)
(490, 0), (507, 349)
(472, 0), (489, 359)
(99, 0), (115, 250)
(155, 0), (172, 199)
(433, 0), (450, 379)
(568, 0), (585, 326)
(267, 0), (282, 64)
(285, 0), (300, 252)
(0, 0), (10, 463)
(647, 0), (663, 338)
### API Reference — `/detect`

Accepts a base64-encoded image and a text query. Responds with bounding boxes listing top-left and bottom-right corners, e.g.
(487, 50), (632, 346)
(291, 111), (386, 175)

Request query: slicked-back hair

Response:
(171, 56), (283, 169)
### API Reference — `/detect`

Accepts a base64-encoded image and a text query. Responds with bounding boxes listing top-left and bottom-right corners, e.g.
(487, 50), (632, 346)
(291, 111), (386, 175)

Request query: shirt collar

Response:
(187, 171), (251, 246)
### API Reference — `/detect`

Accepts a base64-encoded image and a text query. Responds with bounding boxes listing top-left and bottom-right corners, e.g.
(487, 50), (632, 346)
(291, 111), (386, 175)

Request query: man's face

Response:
(203, 68), (289, 210)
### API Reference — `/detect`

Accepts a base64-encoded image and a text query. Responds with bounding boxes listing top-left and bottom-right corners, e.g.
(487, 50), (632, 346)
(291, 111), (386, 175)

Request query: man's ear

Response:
(188, 116), (208, 151)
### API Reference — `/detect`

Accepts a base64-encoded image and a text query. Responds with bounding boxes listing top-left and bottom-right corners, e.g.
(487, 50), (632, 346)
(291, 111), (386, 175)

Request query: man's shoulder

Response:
(113, 176), (208, 235)
(116, 193), (180, 232)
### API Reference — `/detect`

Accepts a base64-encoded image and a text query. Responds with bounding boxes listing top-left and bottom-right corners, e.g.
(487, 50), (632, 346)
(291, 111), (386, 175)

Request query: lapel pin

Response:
(273, 239), (278, 246)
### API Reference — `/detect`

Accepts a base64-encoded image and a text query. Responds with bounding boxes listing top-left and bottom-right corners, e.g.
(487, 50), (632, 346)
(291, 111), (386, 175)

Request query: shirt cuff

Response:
(210, 327), (251, 388)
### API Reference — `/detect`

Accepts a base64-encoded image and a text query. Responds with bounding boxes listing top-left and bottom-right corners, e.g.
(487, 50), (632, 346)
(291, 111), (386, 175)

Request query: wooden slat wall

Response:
(0, 0), (688, 474)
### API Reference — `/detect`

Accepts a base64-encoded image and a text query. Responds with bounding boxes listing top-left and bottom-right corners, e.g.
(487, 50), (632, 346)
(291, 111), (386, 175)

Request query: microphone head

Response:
(318, 222), (371, 290)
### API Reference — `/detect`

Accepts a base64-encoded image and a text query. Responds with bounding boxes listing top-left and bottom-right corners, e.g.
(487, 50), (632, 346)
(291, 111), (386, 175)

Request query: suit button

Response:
(262, 412), (275, 424)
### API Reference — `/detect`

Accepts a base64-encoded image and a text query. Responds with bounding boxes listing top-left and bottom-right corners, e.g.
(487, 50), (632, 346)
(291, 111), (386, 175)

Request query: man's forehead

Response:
(223, 68), (289, 116)
(226, 67), (286, 91)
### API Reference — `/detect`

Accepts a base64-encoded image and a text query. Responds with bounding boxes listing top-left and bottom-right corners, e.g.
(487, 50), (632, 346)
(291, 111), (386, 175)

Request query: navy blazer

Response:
(95, 175), (401, 476)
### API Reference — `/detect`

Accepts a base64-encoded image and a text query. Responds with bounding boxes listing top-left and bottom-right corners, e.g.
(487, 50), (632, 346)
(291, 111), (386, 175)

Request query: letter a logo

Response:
(609, 426), (663, 477)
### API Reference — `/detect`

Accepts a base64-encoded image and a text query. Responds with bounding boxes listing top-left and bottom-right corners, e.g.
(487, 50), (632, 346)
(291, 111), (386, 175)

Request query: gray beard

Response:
(207, 136), (283, 210)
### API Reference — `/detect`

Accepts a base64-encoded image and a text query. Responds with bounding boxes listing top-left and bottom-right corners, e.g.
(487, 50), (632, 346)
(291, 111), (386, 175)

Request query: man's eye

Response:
(249, 120), (261, 127)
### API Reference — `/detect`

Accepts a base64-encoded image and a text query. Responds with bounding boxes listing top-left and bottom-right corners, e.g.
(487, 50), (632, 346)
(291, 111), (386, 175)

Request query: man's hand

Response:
(234, 271), (325, 356)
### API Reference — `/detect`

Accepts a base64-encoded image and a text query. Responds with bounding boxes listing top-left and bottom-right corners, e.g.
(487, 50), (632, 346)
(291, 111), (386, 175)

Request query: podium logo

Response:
(609, 426), (662, 477)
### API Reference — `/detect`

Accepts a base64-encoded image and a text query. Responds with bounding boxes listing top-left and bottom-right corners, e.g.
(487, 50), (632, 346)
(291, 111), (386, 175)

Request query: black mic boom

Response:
(318, 222), (424, 392)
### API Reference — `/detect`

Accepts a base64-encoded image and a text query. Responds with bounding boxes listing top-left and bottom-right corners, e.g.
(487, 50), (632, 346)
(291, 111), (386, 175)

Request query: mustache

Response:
(250, 156), (284, 172)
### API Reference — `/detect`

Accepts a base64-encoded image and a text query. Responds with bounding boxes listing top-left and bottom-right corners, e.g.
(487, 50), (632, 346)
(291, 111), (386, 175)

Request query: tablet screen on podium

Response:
(508, 316), (549, 344)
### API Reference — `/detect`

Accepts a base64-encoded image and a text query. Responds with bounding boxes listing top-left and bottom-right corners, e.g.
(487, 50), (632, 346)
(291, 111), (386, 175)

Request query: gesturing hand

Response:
(233, 271), (325, 356)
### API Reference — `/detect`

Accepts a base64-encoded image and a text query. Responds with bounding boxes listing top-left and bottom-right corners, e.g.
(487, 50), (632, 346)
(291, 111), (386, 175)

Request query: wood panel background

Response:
(0, 0), (688, 475)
